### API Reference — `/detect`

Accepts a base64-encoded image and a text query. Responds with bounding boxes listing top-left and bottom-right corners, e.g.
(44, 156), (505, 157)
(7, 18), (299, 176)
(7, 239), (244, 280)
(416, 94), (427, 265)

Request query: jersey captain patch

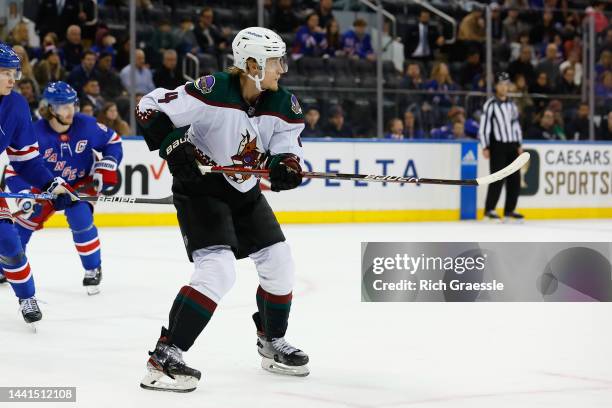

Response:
(195, 75), (216, 94)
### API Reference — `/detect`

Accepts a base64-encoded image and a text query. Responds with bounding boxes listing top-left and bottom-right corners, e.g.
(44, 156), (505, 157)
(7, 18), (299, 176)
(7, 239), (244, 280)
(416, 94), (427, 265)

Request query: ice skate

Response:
(0, 271), (6, 284)
(19, 297), (42, 332)
(256, 333), (310, 377)
(83, 267), (102, 295)
(503, 211), (524, 224)
(484, 210), (502, 222)
(140, 338), (201, 392)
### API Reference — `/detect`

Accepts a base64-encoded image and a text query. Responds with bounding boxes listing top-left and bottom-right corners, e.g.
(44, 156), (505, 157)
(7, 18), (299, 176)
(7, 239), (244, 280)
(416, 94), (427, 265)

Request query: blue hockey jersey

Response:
(6, 113), (123, 193)
(0, 91), (55, 189)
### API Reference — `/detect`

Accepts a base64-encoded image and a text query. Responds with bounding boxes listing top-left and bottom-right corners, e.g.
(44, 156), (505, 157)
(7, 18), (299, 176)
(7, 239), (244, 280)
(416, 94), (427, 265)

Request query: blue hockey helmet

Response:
(0, 42), (22, 80)
(42, 81), (79, 106)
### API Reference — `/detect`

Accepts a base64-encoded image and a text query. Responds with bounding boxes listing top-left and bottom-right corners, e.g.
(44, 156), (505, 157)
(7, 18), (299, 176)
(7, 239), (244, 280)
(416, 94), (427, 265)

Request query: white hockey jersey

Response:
(137, 72), (305, 192)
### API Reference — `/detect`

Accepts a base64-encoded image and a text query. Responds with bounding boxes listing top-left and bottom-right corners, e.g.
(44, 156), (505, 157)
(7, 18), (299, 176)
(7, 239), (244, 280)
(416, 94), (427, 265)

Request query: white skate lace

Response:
(84, 268), (99, 279)
(19, 297), (39, 315)
(271, 338), (298, 355)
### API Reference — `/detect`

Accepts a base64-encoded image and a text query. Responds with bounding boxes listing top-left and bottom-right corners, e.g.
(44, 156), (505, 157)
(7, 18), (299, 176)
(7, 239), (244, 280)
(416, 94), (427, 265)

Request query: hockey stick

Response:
(0, 191), (174, 205)
(199, 152), (530, 186)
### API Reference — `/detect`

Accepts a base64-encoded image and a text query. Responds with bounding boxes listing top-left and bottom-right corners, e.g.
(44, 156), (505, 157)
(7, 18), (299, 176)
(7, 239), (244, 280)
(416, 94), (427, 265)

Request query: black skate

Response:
(0, 271), (6, 284)
(484, 210), (502, 222)
(83, 267), (102, 295)
(253, 313), (309, 377)
(504, 211), (525, 223)
(19, 297), (42, 331)
(140, 337), (201, 392)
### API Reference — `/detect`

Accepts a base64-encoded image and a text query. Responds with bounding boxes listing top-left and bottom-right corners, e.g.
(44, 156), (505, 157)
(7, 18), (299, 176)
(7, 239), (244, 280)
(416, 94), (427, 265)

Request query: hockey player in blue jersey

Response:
(0, 43), (80, 326)
(2, 81), (123, 296)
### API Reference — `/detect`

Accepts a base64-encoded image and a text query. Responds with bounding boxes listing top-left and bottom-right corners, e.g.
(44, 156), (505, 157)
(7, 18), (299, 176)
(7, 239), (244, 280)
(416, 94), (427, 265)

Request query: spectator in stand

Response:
(530, 9), (559, 46)
(271, 0), (300, 34)
(97, 102), (131, 137)
(90, 28), (117, 60)
(431, 106), (478, 139)
(62, 25), (83, 72)
(34, 48), (66, 90)
(458, 9), (485, 43)
(17, 78), (40, 121)
(555, 66), (579, 96)
(114, 38), (131, 71)
(81, 78), (105, 114)
(565, 103), (590, 141)
(341, 18), (375, 61)
(596, 50), (611, 79)
(79, 100), (95, 116)
(537, 43), (561, 86)
(508, 45), (536, 85)
(526, 109), (561, 140)
(35, 32), (60, 61)
(175, 17), (198, 55)
(119, 49), (155, 94)
(7, 21), (35, 57)
(589, 1), (609, 34)
(489, 2), (503, 40)
(510, 73), (534, 122)
(424, 62), (458, 115)
(301, 106), (324, 138)
(404, 9), (444, 61)
(598, 111), (612, 141)
(11, 46), (37, 92)
(401, 62), (425, 90)
(67, 50), (97, 94)
(459, 48), (483, 89)
(324, 19), (343, 57)
(317, 0), (335, 29)
(36, 0), (88, 42)
(149, 19), (179, 68)
(193, 7), (228, 56)
(292, 13), (326, 58)
(95, 52), (124, 100)
(503, 7), (527, 43)
(531, 71), (552, 111)
(153, 49), (183, 90)
(323, 105), (354, 138)
(559, 48), (582, 86)
(403, 110), (425, 139)
(595, 71), (612, 108)
(384, 118), (404, 140)
(510, 31), (536, 63)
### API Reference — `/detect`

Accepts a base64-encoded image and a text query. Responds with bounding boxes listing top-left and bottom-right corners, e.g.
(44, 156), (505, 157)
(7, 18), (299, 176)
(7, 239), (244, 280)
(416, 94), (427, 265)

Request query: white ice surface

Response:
(2, 220), (612, 407)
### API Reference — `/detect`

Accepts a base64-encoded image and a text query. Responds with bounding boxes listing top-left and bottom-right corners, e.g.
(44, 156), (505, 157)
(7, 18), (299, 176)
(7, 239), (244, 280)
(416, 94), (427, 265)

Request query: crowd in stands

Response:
(0, 0), (610, 141)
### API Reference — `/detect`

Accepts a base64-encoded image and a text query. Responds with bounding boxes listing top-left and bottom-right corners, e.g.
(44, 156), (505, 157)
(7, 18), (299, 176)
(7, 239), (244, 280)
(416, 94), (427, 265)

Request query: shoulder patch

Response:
(290, 94), (302, 115)
(194, 75), (216, 94)
(97, 122), (108, 132)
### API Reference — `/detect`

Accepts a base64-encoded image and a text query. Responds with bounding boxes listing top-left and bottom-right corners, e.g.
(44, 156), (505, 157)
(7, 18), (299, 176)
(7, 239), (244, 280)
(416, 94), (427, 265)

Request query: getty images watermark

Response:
(361, 243), (612, 302)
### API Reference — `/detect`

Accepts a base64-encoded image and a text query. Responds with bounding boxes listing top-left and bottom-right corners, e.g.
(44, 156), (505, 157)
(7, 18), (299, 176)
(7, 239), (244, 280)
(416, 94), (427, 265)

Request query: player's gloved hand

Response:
(15, 190), (41, 220)
(267, 153), (303, 192)
(163, 135), (203, 182)
(43, 177), (79, 211)
(93, 156), (119, 193)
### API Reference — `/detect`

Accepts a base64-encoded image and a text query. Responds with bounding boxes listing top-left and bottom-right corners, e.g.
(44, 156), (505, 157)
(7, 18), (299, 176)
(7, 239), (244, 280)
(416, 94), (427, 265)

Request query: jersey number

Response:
(158, 92), (179, 104)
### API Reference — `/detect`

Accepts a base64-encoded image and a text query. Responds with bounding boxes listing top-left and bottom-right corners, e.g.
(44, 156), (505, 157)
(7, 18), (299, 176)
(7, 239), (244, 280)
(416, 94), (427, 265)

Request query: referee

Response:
(479, 72), (524, 221)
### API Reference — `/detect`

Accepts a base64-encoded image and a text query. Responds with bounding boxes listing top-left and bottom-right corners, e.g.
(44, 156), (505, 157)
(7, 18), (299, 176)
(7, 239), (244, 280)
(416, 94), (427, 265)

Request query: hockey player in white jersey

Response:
(136, 27), (309, 392)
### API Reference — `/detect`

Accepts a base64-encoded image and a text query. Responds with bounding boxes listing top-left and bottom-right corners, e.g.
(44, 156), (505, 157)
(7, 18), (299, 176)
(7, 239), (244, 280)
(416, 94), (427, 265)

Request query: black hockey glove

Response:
(160, 129), (203, 182)
(267, 154), (303, 192)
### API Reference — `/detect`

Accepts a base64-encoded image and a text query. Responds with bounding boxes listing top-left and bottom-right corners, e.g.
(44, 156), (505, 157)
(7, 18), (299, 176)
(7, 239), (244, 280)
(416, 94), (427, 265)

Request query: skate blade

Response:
(502, 218), (525, 224)
(261, 357), (310, 377)
(85, 286), (101, 296)
(140, 369), (199, 392)
(27, 322), (38, 333)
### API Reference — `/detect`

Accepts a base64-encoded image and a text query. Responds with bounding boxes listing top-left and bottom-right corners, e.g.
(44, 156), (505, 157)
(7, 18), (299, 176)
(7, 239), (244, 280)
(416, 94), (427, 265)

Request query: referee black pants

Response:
(484, 142), (521, 214)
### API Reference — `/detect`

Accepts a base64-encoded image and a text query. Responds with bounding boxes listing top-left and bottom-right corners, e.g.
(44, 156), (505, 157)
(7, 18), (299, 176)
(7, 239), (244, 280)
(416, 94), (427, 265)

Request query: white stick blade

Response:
(476, 152), (530, 186)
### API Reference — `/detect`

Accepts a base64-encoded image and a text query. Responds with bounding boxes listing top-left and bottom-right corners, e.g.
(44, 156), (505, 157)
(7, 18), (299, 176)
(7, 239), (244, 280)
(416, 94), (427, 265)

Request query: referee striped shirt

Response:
(478, 97), (523, 147)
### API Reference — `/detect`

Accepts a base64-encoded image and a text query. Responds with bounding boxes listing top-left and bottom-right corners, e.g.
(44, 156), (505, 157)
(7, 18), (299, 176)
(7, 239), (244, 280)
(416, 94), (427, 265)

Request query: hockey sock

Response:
(255, 285), (292, 339)
(165, 285), (217, 351)
(66, 203), (101, 270)
(0, 220), (35, 299)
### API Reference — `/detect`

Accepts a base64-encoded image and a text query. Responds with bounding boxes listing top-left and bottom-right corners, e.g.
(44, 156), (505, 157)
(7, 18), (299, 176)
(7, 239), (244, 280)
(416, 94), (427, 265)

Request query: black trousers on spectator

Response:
(484, 142), (521, 214)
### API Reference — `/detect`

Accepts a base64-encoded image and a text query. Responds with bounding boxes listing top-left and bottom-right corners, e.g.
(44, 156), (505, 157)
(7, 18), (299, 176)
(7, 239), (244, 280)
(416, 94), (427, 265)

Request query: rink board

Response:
(1, 138), (611, 226)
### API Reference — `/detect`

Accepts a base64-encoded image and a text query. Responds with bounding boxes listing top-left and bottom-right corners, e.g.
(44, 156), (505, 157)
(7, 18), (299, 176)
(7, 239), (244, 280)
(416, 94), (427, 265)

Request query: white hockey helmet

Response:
(232, 27), (288, 91)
